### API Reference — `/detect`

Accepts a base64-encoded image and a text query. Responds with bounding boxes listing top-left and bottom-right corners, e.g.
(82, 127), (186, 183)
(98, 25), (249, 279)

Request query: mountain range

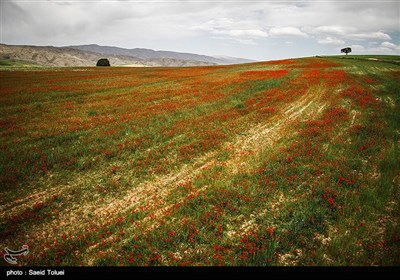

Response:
(68, 44), (253, 65)
(0, 43), (253, 67)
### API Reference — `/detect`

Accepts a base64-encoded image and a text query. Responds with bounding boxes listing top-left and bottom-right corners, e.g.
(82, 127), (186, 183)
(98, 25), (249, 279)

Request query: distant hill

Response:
(0, 44), (140, 67)
(213, 55), (256, 65)
(68, 44), (254, 65)
(0, 44), (223, 67)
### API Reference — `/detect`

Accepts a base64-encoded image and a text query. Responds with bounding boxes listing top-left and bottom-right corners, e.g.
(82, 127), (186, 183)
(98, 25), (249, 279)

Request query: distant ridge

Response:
(0, 44), (143, 67)
(0, 44), (223, 67)
(0, 43), (254, 67)
(68, 44), (254, 65)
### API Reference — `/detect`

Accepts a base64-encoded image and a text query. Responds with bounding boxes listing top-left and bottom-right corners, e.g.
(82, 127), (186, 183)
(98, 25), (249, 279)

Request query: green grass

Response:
(0, 58), (41, 68)
(328, 55), (400, 66)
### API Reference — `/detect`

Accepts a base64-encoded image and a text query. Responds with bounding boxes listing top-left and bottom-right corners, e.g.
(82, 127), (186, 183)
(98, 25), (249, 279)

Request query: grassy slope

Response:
(0, 57), (399, 266)
(331, 54), (400, 60)
(0, 59), (41, 69)
(328, 55), (400, 66)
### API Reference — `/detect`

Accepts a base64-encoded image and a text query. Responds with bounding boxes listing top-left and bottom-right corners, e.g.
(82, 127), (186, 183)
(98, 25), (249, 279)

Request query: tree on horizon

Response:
(341, 47), (352, 55)
(96, 58), (110, 66)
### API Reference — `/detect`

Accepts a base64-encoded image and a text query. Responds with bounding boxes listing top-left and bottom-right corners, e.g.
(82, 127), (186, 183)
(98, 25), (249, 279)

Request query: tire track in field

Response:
(0, 179), (77, 221)
(0, 64), (288, 223)
(5, 83), (330, 265)
(102, 85), (325, 220)
(80, 84), (333, 264)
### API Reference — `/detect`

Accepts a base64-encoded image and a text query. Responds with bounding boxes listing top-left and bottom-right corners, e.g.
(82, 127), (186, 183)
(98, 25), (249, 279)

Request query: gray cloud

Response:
(1, 0), (399, 60)
(317, 37), (345, 46)
(269, 27), (308, 38)
(348, 32), (392, 41)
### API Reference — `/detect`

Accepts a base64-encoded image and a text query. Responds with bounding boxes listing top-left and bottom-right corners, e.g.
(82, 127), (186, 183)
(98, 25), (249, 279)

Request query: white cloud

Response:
(235, 39), (257, 45)
(190, 18), (260, 33)
(190, 18), (267, 40)
(190, 18), (234, 32)
(350, 45), (365, 52)
(348, 42), (400, 55)
(348, 31), (391, 41)
(211, 35), (257, 46)
(269, 27), (308, 38)
(317, 36), (345, 45)
(311, 26), (392, 42)
(375, 41), (400, 53)
(2, 1), (400, 60)
(381, 41), (399, 50)
(226, 29), (268, 38)
(312, 25), (353, 36)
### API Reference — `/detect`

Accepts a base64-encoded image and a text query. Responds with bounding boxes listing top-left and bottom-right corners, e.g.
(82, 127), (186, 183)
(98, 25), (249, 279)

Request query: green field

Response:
(328, 55), (400, 66)
(0, 56), (399, 265)
(0, 59), (41, 69)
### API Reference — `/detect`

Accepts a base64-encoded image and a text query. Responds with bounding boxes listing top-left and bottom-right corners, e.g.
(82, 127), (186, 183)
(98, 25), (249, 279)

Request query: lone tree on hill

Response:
(96, 58), (110, 67)
(341, 47), (352, 55)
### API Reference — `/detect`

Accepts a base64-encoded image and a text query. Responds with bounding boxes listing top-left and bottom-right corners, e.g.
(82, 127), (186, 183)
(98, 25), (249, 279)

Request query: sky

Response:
(1, 0), (399, 61)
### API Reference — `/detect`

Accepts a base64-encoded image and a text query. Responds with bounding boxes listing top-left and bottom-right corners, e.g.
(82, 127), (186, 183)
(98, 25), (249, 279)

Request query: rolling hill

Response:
(0, 44), (219, 67)
(68, 44), (254, 65)
(0, 43), (253, 67)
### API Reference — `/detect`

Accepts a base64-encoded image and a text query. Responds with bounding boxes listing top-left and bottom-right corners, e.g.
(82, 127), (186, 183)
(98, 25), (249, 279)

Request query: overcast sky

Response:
(1, 0), (399, 60)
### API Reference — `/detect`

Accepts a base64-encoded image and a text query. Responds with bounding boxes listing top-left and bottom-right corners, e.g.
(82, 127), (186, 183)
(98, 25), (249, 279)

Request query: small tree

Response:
(341, 47), (352, 55)
(96, 58), (110, 67)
